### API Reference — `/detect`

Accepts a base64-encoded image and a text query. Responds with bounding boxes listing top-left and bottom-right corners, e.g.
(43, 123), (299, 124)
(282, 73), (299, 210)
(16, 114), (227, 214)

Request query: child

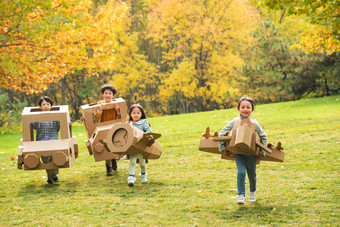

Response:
(127, 104), (151, 186)
(30, 96), (60, 184)
(218, 95), (268, 204)
(94, 84), (121, 176)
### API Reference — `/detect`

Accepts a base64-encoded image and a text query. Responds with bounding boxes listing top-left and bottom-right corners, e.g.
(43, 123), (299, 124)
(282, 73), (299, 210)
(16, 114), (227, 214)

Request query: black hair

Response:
(38, 96), (53, 106)
(100, 84), (117, 95)
(128, 104), (147, 121)
(237, 95), (255, 110)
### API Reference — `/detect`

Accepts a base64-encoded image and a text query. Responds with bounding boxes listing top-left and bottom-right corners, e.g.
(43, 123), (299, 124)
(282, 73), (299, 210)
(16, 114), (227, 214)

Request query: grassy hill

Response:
(0, 96), (339, 226)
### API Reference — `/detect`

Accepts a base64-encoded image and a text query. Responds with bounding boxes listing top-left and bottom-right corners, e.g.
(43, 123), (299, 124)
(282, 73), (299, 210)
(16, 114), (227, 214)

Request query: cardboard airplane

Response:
(17, 105), (78, 170)
(81, 98), (162, 161)
(102, 122), (162, 159)
(199, 119), (284, 163)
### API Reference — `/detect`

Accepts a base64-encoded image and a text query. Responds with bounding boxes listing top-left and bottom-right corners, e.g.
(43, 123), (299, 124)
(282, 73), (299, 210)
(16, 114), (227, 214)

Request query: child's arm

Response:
(113, 103), (120, 116)
(94, 102), (104, 120)
(56, 121), (60, 131)
(30, 122), (38, 129)
(94, 111), (102, 119)
(218, 119), (235, 152)
(143, 120), (152, 133)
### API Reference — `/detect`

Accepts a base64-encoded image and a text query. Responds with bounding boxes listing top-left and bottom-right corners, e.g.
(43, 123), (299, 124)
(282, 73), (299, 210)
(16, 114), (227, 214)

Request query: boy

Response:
(95, 84), (121, 176)
(30, 96), (60, 184)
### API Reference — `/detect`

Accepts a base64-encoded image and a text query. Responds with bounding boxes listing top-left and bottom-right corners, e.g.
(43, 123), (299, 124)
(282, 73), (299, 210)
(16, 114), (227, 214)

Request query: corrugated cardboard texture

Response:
(104, 123), (162, 159)
(81, 98), (128, 139)
(199, 121), (284, 163)
(18, 105), (78, 170)
(87, 124), (121, 162)
(81, 99), (162, 161)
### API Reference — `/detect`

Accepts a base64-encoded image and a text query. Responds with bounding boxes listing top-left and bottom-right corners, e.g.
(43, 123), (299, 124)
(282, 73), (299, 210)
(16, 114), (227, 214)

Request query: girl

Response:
(218, 96), (268, 204)
(127, 104), (152, 186)
(30, 96), (60, 184)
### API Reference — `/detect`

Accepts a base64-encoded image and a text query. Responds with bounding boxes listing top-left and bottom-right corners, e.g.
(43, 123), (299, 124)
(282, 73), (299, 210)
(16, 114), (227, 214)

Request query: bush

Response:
(0, 93), (27, 134)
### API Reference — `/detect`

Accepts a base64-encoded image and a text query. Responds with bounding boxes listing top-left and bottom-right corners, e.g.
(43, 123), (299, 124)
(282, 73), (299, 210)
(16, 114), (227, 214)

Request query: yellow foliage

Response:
(0, 0), (129, 94)
(147, 0), (258, 111)
(291, 22), (340, 55)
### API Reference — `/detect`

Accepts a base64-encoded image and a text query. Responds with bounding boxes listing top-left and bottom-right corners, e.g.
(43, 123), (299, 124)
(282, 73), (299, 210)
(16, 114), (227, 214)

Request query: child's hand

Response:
(99, 103), (105, 111)
(257, 154), (263, 160)
(113, 103), (120, 112)
(226, 151), (234, 157)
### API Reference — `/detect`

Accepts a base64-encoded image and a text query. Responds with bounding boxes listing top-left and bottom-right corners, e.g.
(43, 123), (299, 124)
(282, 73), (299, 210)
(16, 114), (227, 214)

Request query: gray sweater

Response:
(218, 116), (268, 156)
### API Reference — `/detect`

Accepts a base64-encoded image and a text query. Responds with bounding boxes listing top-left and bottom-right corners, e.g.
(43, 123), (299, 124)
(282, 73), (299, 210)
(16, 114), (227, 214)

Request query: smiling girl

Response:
(218, 96), (268, 204)
(127, 104), (152, 186)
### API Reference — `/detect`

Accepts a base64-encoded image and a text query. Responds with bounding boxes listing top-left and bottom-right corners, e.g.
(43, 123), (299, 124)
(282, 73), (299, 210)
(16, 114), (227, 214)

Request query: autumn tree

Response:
(238, 21), (339, 101)
(0, 0), (129, 94)
(258, 0), (340, 54)
(145, 0), (260, 113)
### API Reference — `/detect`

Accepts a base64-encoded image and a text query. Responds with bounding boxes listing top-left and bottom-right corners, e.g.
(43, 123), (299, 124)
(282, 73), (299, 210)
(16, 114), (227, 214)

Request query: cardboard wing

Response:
(199, 138), (220, 154)
(199, 127), (230, 154)
(199, 123), (284, 163)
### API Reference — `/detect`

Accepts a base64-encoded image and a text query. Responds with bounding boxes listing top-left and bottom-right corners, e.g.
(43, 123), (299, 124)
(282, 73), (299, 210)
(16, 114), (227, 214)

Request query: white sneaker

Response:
(118, 155), (128, 162)
(141, 173), (147, 183)
(237, 195), (245, 204)
(249, 191), (256, 203)
(128, 176), (136, 187)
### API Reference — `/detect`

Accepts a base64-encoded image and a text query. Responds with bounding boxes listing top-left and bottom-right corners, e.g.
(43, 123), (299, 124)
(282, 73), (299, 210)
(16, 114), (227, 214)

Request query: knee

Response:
(238, 171), (246, 178)
(129, 161), (136, 168)
(140, 162), (146, 168)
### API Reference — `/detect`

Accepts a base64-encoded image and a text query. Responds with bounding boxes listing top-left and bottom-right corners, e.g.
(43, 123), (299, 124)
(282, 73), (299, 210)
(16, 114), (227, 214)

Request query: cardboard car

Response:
(81, 98), (162, 161)
(18, 105), (78, 170)
(199, 119), (284, 163)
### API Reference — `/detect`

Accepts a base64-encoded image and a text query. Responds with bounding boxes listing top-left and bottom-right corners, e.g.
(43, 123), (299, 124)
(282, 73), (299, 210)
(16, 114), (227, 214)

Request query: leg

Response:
(105, 159), (113, 176)
(128, 155), (138, 186)
(235, 154), (247, 196)
(128, 155), (138, 176)
(112, 159), (117, 171)
(245, 155), (257, 193)
(42, 156), (58, 183)
(137, 154), (147, 183)
(138, 154), (147, 174)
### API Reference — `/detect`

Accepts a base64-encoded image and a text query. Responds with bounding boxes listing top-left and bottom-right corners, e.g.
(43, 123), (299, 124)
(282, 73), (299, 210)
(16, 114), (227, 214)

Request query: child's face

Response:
(102, 89), (115, 102)
(40, 100), (52, 111)
(238, 100), (253, 118)
(130, 107), (142, 122)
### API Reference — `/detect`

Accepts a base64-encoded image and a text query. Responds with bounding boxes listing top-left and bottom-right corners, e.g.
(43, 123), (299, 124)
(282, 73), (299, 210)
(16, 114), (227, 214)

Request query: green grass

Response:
(0, 96), (339, 226)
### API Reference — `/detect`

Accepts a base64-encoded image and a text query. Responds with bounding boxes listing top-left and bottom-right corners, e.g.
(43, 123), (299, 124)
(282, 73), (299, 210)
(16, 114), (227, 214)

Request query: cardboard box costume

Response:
(17, 105), (78, 170)
(199, 119), (284, 163)
(81, 98), (162, 161)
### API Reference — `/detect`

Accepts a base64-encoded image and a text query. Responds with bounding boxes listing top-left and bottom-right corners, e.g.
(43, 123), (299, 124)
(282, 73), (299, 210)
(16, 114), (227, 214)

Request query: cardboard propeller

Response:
(199, 119), (284, 163)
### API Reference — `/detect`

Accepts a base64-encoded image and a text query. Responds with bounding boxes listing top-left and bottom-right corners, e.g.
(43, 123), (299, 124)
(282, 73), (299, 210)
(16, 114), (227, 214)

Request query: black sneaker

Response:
(106, 166), (113, 176)
(112, 159), (117, 171)
(52, 175), (60, 182)
(46, 179), (53, 184)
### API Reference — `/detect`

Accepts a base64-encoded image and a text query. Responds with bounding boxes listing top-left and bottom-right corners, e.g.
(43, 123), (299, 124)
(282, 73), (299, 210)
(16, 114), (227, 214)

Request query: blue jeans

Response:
(235, 154), (257, 196)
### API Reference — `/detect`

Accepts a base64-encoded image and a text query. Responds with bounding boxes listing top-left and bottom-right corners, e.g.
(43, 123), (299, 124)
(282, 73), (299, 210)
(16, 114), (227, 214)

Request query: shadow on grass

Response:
(17, 168), (166, 201)
(219, 202), (303, 225)
(18, 182), (62, 196)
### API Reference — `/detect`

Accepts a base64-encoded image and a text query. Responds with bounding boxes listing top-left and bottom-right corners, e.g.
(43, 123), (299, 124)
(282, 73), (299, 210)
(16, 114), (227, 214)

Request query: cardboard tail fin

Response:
(137, 133), (161, 147)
